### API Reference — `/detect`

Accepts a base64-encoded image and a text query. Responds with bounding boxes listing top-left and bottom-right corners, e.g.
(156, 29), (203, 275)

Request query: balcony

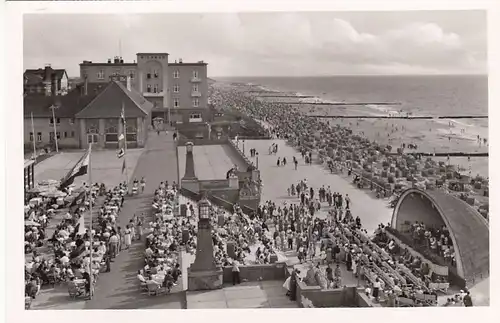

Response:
(191, 91), (202, 97)
(190, 77), (201, 83)
(143, 91), (164, 97)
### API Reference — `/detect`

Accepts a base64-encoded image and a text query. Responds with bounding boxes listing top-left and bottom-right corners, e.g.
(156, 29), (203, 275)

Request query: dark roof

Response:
(137, 52), (169, 56)
(24, 67), (67, 85)
(169, 62), (208, 66)
(23, 83), (103, 118)
(79, 62), (137, 66)
(76, 81), (152, 119)
(393, 188), (489, 285)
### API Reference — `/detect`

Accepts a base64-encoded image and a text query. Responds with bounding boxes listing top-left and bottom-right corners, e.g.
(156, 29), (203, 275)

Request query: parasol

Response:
(40, 190), (67, 198)
(24, 220), (41, 227)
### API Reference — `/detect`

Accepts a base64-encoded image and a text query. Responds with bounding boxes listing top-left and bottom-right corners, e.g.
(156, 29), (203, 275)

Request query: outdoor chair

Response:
(146, 281), (162, 296)
(397, 297), (415, 307)
(25, 296), (32, 310)
(138, 276), (148, 292)
(68, 284), (85, 299)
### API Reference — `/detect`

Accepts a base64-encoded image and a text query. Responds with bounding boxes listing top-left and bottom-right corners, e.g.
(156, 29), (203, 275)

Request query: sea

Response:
(218, 75), (489, 176)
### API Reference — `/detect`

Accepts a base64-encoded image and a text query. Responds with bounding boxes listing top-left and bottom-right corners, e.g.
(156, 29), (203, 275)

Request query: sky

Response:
(23, 11), (487, 77)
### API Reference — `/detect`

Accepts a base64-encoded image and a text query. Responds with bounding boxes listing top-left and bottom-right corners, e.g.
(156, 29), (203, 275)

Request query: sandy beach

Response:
(254, 95), (489, 178)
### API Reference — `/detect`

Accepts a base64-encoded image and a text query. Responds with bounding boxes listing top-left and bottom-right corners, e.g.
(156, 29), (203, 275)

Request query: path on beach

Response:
(243, 139), (393, 234)
(31, 132), (184, 310)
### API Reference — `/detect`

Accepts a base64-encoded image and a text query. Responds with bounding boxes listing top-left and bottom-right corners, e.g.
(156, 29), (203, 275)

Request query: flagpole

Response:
(31, 112), (37, 160)
(51, 105), (59, 153)
(122, 102), (130, 191)
(88, 141), (93, 300)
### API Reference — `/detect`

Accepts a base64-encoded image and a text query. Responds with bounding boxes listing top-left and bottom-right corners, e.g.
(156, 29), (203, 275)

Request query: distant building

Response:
(79, 53), (210, 136)
(24, 65), (69, 96)
(23, 79), (153, 150)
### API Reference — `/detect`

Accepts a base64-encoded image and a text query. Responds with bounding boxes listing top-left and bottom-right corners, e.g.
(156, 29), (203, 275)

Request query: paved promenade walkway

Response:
(242, 139), (393, 234)
(32, 132), (184, 310)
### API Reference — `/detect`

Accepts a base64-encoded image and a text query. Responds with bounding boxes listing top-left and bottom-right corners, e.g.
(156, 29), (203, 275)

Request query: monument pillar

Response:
(181, 142), (200, 193)
(188, 194), (223, 290)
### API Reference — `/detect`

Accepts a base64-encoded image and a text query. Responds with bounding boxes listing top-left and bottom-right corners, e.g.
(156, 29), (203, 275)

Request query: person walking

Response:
(463, 291), (473, 307)
(140, 177), (146, 193)
(124, 225), (132, 250)
(232, 260), (241, 285)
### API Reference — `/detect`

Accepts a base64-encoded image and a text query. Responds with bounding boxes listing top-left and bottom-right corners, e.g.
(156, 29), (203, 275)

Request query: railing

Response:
(179, 187), (256, 215)
(190, 77), (201, 83)
(191, 91), (202, 97)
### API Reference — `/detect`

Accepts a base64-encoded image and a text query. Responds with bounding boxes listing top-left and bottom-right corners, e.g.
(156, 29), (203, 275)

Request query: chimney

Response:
(179, 58), (183, 63)
(126, 76), (131, 91)
(108, 58), (112, 63)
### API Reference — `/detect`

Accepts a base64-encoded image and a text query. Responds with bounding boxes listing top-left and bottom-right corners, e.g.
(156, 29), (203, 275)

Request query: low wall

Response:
(285, 268), (373, 308)
(177, 138), (228, 146)
(199, 179), (231, 190)
(222, 263), (287, 283)
(227, 139), (254, 169)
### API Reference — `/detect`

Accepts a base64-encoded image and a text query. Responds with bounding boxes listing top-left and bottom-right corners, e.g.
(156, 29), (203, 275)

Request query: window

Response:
(29, 132), (33, 142)
(97, 70), (105, 80)
(173, 70), (179, 78)
(64, 132), (68, 138)
(71, 131), (75, 138)
(189, 113), (202, 123)
(49, 118), (60, 125)
(49, 132), (60, 141)
(154, 70), (159, 78)
(129, 70), (135, 79)
(147, 84), (151, 93)
(173, 98), (180, 108)
(69, 118), (75, 125)
(153, 84), (159, 93)
(37, 132), (42, 141)
(147, 73), (151, 79)
(173, 84), (179, 93)
(192, 98), (199, 107)
(192, 84), (199, 92)
(193, 70), (199, 78)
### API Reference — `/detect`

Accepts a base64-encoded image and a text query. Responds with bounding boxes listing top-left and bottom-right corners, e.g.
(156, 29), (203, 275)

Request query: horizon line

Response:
(212, 73), (488, 78)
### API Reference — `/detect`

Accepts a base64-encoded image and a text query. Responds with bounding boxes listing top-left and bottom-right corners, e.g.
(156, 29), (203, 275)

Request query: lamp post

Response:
(256, 151), (259, 169)
(198, 194), (211, 220)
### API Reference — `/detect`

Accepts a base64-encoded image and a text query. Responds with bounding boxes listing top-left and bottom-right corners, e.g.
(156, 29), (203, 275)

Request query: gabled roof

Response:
(23, 83), (103, 118)
(24, 67), (68, 85)
(76, 81), (153, 119)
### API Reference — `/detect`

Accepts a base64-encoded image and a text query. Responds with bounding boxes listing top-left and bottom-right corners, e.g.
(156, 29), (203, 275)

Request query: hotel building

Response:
(79, 53), (210, 135)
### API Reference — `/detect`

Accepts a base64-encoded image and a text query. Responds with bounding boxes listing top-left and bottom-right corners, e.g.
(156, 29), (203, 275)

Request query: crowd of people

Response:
(209, 85), (478, 306)
(24, 179), (142, 305)
(139, 181), (183, 294)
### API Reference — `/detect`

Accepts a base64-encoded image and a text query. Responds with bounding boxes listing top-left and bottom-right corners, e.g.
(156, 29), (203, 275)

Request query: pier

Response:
(258, 95), (315, 98)
(265, 101), (402, 106)
(393, 152), (488, 157)
(307, 115), (488, 120)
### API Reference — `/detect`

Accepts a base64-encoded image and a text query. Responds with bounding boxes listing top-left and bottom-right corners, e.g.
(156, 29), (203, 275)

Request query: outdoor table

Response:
(29, 198), (42, 207)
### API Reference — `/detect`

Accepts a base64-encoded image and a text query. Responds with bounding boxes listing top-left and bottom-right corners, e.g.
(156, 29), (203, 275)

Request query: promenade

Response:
(241, 139), (393, 234)
(31, 132), (184, 310)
